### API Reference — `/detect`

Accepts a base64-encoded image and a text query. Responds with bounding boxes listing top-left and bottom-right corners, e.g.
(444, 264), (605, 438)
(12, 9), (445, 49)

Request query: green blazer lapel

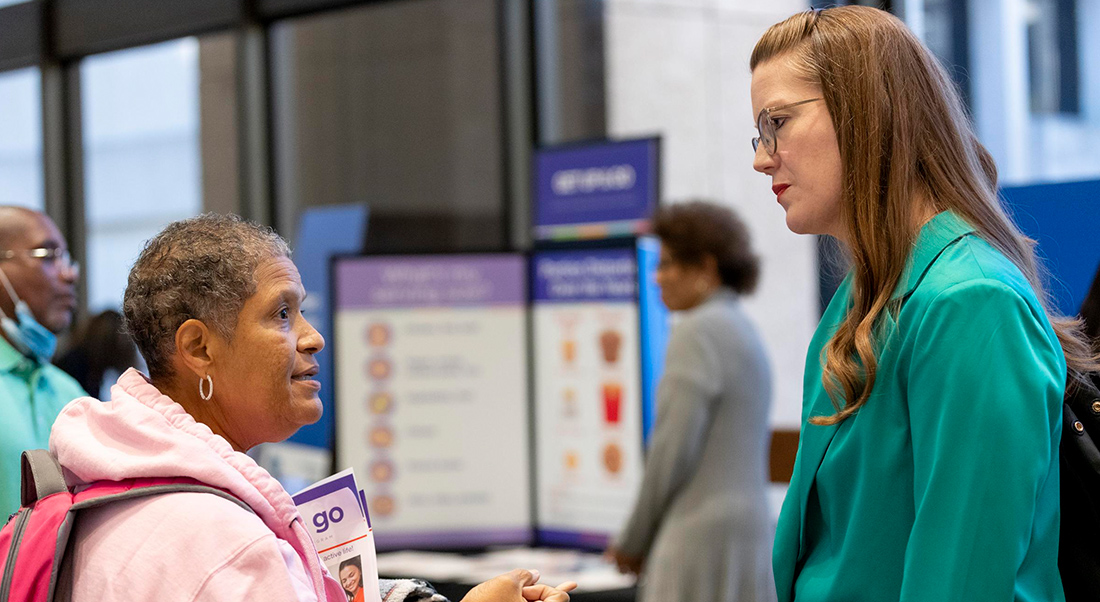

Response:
(783, 275), (853, 574)
(892, 211), (978, 301)
(773, 376), (844, 601)
(795, 388), (842, 558)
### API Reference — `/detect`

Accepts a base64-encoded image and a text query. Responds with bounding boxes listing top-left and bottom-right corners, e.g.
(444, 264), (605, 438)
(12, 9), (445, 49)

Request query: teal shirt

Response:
(0, 336), (87, 516)
(774, 211), (1066, 602)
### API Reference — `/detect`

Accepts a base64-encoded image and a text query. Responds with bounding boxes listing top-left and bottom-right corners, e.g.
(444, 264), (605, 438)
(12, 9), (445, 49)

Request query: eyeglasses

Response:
(751, 98), (822, 156)
(0, 247), (80, 275)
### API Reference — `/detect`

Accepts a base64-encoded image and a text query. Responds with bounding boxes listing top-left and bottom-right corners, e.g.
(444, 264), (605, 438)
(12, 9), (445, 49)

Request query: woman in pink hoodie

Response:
(49, 214), (574, 602)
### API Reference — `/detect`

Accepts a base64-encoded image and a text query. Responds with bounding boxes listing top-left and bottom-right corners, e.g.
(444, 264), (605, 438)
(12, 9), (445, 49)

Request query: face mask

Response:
(0, 267), (57, 362)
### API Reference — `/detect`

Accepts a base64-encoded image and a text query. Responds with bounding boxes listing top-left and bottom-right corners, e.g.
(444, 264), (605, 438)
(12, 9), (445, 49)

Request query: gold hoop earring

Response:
(199, 375), (214, 401)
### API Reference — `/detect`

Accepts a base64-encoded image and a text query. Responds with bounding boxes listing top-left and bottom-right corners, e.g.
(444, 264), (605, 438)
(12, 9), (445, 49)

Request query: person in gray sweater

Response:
(608, 201), (776, 602)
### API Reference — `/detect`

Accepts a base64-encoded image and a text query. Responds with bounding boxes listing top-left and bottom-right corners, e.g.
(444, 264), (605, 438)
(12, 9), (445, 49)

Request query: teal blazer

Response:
(774, 211), (1066, 602)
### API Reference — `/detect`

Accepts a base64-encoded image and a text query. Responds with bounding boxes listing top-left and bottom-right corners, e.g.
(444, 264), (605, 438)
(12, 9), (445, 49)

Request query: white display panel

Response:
(334, 255), (531, 549)
(531, 248), (646, 547)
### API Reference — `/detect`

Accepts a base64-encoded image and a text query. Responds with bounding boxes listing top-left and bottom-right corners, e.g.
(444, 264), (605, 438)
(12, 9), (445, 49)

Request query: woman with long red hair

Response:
(751, 6), (1097, 602)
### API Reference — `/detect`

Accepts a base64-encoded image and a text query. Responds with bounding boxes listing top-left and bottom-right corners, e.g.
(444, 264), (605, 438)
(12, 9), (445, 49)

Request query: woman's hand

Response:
(604, 546), (643, 576)
(461, 569), (578, 602)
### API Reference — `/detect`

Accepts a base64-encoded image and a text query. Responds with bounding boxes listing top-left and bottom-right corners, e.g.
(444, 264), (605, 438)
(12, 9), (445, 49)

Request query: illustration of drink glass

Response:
(556, 312), (579, 366)
(602, 382), (622, 425)
(599, 329), (622, 364)
(603, 442), (623, 475)
(564, 450), (579, 471)
(562, 339), (576, 365)
(563, 388), (577, 418)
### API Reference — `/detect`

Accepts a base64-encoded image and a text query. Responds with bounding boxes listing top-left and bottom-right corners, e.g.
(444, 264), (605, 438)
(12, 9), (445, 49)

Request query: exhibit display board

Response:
(533, 137), (659, 241)
(333, 254), (532, 550)
(531, 246), (651, 548)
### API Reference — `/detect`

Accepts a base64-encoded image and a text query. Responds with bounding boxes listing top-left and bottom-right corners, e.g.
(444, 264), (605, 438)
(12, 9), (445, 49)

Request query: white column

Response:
(969, 0), (1031, 184)
(604, 0), (815, 429)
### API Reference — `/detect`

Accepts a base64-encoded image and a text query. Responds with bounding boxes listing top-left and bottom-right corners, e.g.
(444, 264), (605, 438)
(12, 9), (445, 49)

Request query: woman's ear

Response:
(700, 254), (720, 283)
(174, 319), (215, 378)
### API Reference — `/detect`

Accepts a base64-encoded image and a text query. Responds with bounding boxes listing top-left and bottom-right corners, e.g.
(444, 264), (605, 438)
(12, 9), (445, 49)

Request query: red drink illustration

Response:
(602, 382), (622, 425)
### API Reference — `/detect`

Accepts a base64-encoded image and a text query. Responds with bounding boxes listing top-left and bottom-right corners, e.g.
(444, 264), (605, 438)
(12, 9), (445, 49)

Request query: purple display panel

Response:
(539, 530), (611, 549)
(534, 138), (659, 241)
(375, 528), (533, 550)
(532, 248), (638, 303)
(336, 255), (526, 310)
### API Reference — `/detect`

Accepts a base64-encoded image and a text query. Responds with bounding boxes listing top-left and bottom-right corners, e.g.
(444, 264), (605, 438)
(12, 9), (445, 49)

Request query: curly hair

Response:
(653, 200), (760, 295)
(122, 213), (290, 380)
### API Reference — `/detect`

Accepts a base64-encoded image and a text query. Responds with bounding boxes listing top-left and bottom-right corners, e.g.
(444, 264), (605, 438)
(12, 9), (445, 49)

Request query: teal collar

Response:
(892, 211), (977, 301)
(0, 334), (32, 374)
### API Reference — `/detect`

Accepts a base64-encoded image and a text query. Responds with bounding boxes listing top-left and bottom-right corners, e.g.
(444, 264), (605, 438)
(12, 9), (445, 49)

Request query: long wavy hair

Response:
(750, 6), (1098, 425)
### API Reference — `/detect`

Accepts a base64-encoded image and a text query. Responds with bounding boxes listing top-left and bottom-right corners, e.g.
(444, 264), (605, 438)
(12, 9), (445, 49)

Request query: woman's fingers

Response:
(460, 568), (577, 602)
(459, 569), (541, 602)
(555, 582), (578, 592)
(520, 582), (577, 602)
(509, 568), (541, 587)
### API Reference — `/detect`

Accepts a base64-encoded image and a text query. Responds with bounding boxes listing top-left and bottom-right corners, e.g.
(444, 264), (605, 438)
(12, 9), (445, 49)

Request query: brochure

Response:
(293, 468), (383, 602)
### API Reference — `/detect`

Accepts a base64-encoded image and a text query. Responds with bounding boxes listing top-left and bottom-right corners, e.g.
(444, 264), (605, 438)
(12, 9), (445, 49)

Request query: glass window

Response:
(919, 0), (970, 107)
(271, 0), (507, 250)
(534, 0), (606, 146)
(0, 0), (32, 7)
(0, 68), (43, 210)
(913, 0), (1100, 184)
(81, 39), (203, 312)
(1027, 0), (1079, 115)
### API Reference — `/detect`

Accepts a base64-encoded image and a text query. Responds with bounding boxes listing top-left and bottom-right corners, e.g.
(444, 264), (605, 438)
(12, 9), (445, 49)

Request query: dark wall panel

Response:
(258, 0), (391, 21)
(0, 2), (42, 72)
(53, 0), (244, 59)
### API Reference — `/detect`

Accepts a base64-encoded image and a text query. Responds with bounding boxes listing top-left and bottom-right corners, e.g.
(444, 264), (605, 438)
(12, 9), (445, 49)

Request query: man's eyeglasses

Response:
(751, 98), (822, 156)
(0, 247), (80, 275)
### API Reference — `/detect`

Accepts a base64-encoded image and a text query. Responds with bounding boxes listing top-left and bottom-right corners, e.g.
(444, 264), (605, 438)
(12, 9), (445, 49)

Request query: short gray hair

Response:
(122, 213), (291, 380)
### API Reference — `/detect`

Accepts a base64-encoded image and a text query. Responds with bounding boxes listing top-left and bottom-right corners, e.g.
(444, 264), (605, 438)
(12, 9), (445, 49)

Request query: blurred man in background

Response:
(0, 206), (86, 515)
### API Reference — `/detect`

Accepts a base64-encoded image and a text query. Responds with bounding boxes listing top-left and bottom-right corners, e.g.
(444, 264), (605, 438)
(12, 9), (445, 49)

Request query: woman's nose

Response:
(752, 143), (776, 174)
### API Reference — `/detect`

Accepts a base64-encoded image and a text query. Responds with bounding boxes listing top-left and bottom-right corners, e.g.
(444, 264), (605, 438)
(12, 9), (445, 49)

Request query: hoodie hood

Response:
(49, 367), (345, 602)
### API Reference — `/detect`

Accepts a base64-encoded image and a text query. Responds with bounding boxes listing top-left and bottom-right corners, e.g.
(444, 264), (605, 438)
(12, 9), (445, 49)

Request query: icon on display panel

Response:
(366, 356), (393, 381)
(599, 329), (622, 365)
(556, 312), (579, 367)
(602, 442), (623, 475)
(562, 338), (577, 365)
(370, 460), (395, 483)
(369, 391), (394, 415)
(365, 322), (392, 347)
(368, 425), (394, 448)
(601, 381), (622, 425)
(371, 495), (396, 517)
(562, 388), (577, 418)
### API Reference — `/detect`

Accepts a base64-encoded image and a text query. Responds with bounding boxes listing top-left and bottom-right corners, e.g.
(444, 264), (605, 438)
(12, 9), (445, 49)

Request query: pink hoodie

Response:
(49, 368), (348, 602)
